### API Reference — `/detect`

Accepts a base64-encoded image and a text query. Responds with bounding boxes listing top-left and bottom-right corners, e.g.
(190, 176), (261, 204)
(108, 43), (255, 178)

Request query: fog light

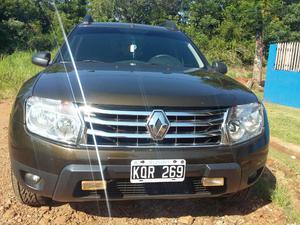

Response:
(24, 173), (41, 184)
(81, 180), (107, 191)
(202, 177), (224, 187)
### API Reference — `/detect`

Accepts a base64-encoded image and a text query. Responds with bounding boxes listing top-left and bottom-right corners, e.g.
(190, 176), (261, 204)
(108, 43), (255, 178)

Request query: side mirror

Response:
(212, 61), (228, 74)
(32, 51), (51, 67)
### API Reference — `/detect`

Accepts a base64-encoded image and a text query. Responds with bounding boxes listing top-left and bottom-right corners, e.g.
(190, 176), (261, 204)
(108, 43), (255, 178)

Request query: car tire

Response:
(223, 187), (250, 203)
(11, 171), (50, 207)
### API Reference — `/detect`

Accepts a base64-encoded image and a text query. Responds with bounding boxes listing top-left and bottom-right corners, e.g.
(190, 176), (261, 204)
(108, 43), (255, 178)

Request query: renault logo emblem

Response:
(146, 110), (170, 140)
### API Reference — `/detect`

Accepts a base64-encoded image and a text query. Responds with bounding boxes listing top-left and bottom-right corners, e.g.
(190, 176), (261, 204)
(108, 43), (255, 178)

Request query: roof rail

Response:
(82, 15), (94, 25)
(159, 20), (178, 31)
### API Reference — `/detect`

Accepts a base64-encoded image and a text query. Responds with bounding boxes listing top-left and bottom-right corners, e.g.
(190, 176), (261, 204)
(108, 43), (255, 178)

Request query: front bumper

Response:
(9, 121), (269, 202)
(11, 145), (267, 202)
(11, 158), (266, 202)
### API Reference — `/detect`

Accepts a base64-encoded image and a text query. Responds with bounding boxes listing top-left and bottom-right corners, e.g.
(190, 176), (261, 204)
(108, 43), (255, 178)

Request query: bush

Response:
(28, 34), (56, 51)
(0, 51), (42, 99)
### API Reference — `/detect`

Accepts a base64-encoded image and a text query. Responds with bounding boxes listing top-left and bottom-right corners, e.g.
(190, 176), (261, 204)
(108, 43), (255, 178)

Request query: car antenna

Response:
(82, 14), (94, 25)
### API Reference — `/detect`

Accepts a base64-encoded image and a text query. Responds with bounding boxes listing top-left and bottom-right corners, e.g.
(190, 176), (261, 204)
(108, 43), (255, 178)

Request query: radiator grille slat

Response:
(84, 116), (224, 127)
(80, 105), (228, 148)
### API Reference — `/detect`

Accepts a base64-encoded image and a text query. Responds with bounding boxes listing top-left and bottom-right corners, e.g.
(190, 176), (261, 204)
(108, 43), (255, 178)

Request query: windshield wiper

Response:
(76, 59), (106, 63)
(59, 60), (71, 63)
(184, 67), (204, 73)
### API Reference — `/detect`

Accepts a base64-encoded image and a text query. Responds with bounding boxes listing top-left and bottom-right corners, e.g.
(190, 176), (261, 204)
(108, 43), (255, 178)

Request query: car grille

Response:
(112, 178), (217, 196)
(79, 105), (228, 148)
(75, 178), (226, 198)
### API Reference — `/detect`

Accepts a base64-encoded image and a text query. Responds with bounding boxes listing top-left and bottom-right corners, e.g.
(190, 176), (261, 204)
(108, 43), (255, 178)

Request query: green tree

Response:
(0, 0), (87, 54)
(89, 0), (184, 24)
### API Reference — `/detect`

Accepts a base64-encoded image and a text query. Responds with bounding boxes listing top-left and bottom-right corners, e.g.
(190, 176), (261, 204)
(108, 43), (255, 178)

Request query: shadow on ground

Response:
(68, 167), (276, 218)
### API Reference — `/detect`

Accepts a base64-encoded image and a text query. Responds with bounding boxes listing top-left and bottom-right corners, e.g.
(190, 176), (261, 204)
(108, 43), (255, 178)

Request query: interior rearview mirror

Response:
(212, 61), (228, 74)
(32, 51), (51, 67)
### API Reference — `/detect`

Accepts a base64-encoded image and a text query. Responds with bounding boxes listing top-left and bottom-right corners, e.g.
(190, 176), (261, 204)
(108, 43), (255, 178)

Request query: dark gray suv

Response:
(9, 17), (269, 206)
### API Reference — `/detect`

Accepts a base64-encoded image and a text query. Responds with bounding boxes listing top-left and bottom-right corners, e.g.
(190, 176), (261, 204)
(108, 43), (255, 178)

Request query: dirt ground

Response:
(0, 100), (292, 225)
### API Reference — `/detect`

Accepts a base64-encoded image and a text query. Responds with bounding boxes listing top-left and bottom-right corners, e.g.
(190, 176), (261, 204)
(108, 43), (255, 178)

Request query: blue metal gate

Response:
(264, 43), (300, 108)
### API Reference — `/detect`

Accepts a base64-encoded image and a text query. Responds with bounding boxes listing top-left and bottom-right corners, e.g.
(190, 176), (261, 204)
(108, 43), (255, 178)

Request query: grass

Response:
(265, 102), (300, 146)
(270, 146), (300, 224)
(269, 147), (300, 175)
(227, 66), (266, 79)
(255, 178), (300, 224)
(252, 89), (300, 146)
(269, 147), (300, 224)
(227, 66), (253, 78)
(271, 184), (300, 224)
(0, 51), (42, 99)
(255, 147), (300, 224)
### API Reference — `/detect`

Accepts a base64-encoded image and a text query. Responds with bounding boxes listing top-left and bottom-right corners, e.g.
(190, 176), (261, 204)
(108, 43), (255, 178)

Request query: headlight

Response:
(26, 96), (83, 144)
(226, 102), (264, 143)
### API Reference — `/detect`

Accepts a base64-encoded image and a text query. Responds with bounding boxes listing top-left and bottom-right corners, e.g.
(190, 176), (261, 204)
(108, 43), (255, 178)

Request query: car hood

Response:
(33, 63), (257, 108)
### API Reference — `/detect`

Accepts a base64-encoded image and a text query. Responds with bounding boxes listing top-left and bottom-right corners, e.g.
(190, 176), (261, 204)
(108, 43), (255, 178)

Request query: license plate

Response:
(130, 159), (186, 183)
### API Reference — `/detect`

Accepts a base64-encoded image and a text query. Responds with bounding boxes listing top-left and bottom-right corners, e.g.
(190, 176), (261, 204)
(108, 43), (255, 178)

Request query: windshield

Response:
(57, 26), (205, 69)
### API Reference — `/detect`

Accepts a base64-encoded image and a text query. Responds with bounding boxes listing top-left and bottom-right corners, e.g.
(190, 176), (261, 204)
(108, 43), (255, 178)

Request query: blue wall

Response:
(264, 44), (300, 109)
